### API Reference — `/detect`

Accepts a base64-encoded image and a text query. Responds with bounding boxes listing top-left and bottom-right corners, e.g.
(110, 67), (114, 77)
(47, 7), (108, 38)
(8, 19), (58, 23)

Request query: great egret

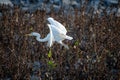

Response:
(27, 24), (54, 47)
(27, 17), (73, 49)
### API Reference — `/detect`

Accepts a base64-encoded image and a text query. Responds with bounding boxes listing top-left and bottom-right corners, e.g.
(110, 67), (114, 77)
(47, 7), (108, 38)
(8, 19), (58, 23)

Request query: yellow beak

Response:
(25, 34), (31, 36)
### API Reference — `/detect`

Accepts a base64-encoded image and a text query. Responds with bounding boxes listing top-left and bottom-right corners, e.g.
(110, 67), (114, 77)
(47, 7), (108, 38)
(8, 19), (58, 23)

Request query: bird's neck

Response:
(35, 34), (49, 42)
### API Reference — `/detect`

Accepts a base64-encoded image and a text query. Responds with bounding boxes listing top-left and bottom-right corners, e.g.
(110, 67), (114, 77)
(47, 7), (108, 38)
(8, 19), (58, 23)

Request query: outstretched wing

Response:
(50, 24), (63, 35)
(49, 24), (73, 41)
(47, 17), (67, 35)
(47, 24), (54, 47)
(49, 24), (67, 41)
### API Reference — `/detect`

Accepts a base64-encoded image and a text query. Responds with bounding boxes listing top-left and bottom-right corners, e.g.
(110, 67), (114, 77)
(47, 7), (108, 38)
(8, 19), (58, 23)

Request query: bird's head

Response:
(25, 32), (40, 37)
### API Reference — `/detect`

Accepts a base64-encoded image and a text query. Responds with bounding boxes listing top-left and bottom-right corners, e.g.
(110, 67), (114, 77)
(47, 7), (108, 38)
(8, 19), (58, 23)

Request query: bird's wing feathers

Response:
(47, 24), (54, 47)
(53, 20), (67, 34)
(48, 17), (67, 34)
(50, 24), (64, 35)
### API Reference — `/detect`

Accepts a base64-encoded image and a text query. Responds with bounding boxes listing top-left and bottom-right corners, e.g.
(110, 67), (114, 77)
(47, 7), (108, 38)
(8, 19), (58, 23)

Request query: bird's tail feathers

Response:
(66, 35), (73, 40)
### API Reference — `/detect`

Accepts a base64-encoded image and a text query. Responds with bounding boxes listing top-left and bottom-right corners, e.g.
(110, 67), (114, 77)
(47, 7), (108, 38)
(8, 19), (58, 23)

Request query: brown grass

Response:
(0, 4), (120, 80)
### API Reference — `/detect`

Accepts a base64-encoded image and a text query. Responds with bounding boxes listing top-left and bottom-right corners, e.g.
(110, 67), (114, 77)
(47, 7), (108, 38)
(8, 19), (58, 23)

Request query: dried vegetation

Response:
(0, 2), (120, 80)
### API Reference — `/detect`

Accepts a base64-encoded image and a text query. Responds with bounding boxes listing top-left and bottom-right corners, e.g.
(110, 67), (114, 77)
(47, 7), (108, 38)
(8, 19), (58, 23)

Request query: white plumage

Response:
(47, 17), (67, 34)
(28, 17), (73, 49)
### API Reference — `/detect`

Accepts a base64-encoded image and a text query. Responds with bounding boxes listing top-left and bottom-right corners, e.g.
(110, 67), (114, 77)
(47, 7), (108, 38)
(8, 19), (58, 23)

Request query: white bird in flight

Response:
(27, 17), (73, 49)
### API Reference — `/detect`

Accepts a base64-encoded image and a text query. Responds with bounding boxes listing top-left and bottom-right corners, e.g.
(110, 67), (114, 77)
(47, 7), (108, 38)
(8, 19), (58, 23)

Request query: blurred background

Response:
(0, 0), (120, 15)
(0, 0), (120, 80)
